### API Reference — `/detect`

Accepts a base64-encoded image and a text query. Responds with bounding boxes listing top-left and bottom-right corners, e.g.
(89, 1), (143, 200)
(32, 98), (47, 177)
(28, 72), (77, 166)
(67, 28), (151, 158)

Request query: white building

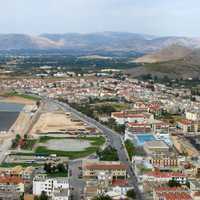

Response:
(142, 171), (187, 184)
(105, 186), (133, 200)
(33, 174), (70, 200)
(111, 112), (154, 125)
(186, 110), (200, 121)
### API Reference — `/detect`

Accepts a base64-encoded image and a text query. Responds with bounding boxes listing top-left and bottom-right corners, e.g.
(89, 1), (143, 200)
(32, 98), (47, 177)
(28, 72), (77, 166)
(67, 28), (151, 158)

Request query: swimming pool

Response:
(135, 134), (156, 146)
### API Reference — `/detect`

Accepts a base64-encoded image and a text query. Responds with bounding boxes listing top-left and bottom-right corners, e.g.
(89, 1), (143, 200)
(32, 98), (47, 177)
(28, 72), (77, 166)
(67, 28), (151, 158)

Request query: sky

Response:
(0, 0), (200, 37)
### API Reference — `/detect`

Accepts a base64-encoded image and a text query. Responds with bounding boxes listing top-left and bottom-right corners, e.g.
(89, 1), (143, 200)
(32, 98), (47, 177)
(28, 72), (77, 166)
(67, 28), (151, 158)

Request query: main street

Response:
(54, 100), (144, 200)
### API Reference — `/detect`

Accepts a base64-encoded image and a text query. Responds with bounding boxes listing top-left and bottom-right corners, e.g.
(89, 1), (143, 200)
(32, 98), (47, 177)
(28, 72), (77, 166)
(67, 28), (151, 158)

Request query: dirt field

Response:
(0, 96), (35, 105)
(31, 111), (89, 134)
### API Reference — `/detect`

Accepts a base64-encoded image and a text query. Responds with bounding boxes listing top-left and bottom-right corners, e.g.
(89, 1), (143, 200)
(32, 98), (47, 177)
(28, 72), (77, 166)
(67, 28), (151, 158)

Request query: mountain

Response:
(127, 48), (200, 79)
(38, 33), (200, 53)
(0, 32), (199, 55)
(0, 34), (63, 50)
(134, 44), (193, 63)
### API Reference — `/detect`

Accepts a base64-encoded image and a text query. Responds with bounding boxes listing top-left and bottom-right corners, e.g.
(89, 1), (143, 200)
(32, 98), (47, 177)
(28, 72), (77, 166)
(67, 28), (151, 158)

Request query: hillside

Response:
(127, 49), (200, 79)
(134, 44), (192, 63)
(0, 32), (199, 55)
(0, 34), (63, 50)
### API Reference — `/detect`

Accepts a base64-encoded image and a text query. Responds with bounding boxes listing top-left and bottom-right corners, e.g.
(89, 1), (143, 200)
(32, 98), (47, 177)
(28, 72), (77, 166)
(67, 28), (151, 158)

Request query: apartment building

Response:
(0, 176), (25, 200)
(186, 110), (200, 121)
(0, 166), (34, 181)
(142, 171), (187, 184)
(111, 112), (154, 125)
(33, 174), (70, 200)
(82, 161), (128, 180)
(143, 140), (170, 155)
(148, 155), (185, 169)
(0, 176), (24, 193)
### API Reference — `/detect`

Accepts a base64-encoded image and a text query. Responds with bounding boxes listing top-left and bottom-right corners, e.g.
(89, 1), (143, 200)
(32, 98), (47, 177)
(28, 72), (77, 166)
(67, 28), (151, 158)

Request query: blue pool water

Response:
(135, 134), (156, 146)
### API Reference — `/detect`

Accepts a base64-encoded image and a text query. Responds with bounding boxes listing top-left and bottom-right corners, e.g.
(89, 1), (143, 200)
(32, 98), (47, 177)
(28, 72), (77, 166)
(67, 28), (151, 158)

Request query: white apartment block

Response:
(33, 174), (70, 200)
(186, 110), (200, 121)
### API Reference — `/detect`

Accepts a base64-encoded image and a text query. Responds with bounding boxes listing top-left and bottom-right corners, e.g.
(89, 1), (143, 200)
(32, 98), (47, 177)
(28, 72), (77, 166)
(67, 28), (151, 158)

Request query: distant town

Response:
(0, 68), (199, 200)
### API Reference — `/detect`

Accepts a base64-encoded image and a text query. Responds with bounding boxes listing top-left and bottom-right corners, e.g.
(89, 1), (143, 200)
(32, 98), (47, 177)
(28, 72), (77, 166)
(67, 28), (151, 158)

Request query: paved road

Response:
(68, 160), (85, 200)
(0, 138), (12, 163)
(54, 100), (144, 200)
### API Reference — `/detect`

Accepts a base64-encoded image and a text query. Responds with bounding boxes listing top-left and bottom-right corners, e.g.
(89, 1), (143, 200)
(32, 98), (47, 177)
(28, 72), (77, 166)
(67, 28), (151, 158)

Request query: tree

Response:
(186, 181), (190, 188)
(16, 134), (21, 141)
(44, 163), (52, 173)
(24, 134), (28, 139)
(126, 189), (136, 199)
(97, 145), (119, 161)
(57, 163), (66, 173)
(168, 179), (181, 187)
(39, 191), (48, 200)
(92, 195), (112, 200)
(11, 134), (21, 148)
(125, 140), (135, 159)
(115, 124), (125, 134)
(36, 100), (41, 107)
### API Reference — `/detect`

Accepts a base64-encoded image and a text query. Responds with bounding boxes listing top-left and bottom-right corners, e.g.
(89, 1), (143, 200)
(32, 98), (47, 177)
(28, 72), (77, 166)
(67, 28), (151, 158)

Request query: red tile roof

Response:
(194, 192), (200, 197)
(112, 179), (128, 186)
(155, 187), (184, 192)
(112, 112), (146, 119)
(146, 171), (185, 178)
(112, 112), (125, 118)
(148, 103), (161, 111)
(0, 176), (24, 184)
(127, 122), (150, 127)
(158, 193), (192, 200)
(127, 114), (145, 118)
(178, 119), (193, 125)
(85, 163), (128, 171)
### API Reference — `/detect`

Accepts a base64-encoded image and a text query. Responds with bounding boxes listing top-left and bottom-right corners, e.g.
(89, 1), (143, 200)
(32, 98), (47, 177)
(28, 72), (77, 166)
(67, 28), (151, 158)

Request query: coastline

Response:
(0, 96), (36, 105)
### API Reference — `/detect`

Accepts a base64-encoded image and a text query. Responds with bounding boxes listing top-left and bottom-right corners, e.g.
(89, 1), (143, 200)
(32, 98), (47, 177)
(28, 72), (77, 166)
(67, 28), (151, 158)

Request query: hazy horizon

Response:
(0, 31), (198, 39)
(1, 0), (200, 37)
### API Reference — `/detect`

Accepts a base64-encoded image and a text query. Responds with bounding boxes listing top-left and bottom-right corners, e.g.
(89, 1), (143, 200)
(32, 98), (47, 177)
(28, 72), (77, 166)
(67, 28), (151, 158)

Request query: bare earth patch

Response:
(0, 96), (35, 105)
(31, 111), (90, 134)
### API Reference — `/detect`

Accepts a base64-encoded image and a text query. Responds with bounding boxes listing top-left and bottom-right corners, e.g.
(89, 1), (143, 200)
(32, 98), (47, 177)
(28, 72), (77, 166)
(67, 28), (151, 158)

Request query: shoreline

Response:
(0, 96), (36, 105)
(0, 102), (36, 139)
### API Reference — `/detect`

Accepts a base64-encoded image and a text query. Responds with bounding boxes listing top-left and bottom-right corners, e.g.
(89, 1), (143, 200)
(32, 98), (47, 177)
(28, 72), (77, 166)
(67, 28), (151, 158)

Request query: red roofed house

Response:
(111, 111), (154, 125)
(153, 187), (192, 200)
(148, 103), (162, 116)
(142, 171), (187, 184)
(83, 161), (129, 200)
(126, 122), (152, 133)
(0, 176), (24, 192)
(0, 176), (24, 199)
(82, 161), (128, 180)
(177, 119), (193, 133)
